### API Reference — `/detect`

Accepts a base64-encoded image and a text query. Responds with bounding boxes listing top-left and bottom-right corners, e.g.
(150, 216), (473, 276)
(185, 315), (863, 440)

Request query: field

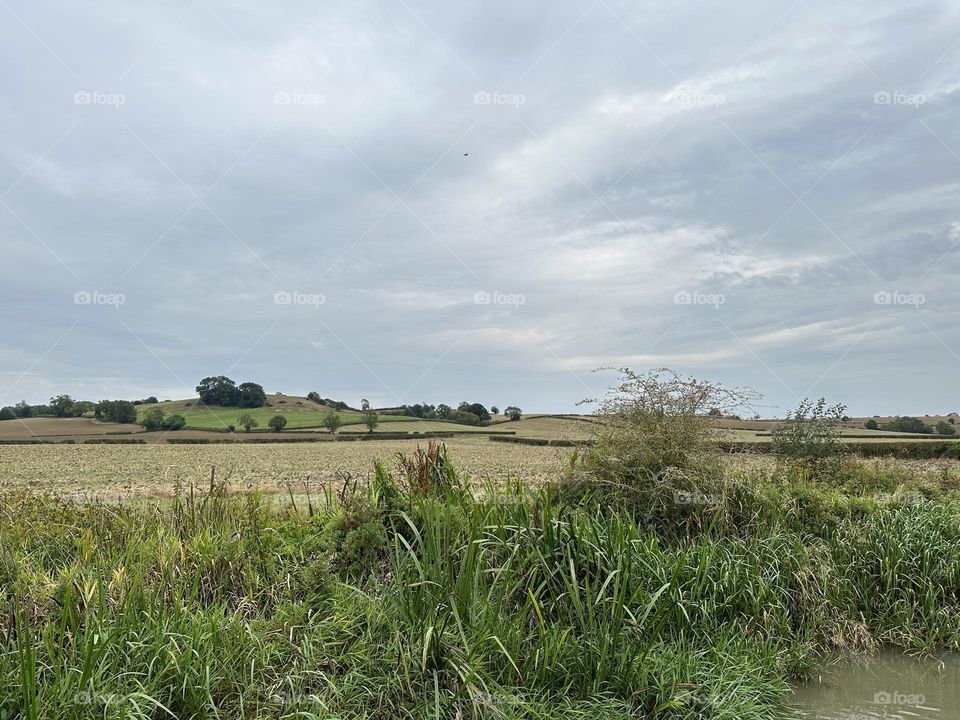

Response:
(2, 439), (960, 718)
(0, 436), (568, 497)
(135, 394), (383, 430)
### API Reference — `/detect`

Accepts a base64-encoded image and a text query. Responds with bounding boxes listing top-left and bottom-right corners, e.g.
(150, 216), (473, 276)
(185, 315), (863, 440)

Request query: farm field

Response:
(0, 417), (143, 439)
(0, 436), (568, 497)
(134, 394), (405, 430)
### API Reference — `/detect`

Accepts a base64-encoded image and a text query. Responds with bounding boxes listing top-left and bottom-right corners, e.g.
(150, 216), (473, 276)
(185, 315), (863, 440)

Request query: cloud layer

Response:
(2, 0), (959, 415)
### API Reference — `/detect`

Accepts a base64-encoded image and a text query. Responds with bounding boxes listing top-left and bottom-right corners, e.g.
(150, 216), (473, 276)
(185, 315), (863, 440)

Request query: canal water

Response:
(791, 649), (960, 719)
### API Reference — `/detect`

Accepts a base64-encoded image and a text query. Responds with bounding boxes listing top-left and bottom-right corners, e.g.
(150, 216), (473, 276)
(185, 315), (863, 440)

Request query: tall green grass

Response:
(0, 453), (958, 718)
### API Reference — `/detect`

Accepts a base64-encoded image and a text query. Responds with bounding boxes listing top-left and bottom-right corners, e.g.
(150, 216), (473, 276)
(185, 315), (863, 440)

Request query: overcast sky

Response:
(2, 0), (958, 415)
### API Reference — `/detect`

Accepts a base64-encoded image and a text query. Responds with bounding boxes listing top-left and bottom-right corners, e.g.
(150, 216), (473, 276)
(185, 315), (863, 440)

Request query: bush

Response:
(140, 407), (165, 431)
(95, 400), (138, 424)
(161, 414), (186, 431)
(323, 412), (343, 434)
(567, 367), (757, 507)
(237, 413), (258, 432)
(936, 420), (956, 436)
(882, 416), (932, 434)
(864, 418), (878, 430)
(268, 415), (288, 432)
(771, 398), (848, 478)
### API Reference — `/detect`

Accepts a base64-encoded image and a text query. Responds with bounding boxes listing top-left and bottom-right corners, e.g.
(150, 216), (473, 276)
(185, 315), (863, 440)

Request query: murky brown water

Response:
(791, 650), (960, 719)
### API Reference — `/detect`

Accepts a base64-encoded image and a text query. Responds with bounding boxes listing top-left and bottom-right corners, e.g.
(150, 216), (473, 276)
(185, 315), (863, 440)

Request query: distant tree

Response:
(707, 407), (722, 417)
(951, 417), (956, 425)
(237, 413), (258, 432)
(361, 399), (371, 412)
(96, 400), (138, 424)
(363, 408), (379, 433)
(505, 406), (522, 421)
(14, 401), (33, 418)
(140, 407), (165, 431)
(238, 382), (266, 408)
(882, 416), (932, 434)
(323, 412), (343, 434)
(435, 404), (452, 420)
(161, 414), (186, 431)
(936, 420), (956, 436)
(268, 415), (288, 432)
(141, 396), (159, 404)
(196, 376), (241, 406)
(490, 406), (500, 415)
(49, 394), (79, 417)
(0, 407), (15, 421)
(306, 391), (321, 403)
(864, 418), (879, 430)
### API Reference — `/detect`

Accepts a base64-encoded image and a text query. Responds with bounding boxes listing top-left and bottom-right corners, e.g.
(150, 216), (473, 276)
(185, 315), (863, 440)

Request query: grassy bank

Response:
(1, 447), (959, 719)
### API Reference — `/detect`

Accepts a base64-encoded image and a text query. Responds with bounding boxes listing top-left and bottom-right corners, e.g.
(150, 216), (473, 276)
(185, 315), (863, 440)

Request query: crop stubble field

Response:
(0, 436), (570, 497)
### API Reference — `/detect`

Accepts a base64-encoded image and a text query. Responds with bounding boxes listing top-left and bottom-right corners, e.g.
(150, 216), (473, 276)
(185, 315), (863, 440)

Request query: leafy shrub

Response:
(268, 415), (288, 432)
(772, 398), (848, 478)
(882, 416), (932, 434)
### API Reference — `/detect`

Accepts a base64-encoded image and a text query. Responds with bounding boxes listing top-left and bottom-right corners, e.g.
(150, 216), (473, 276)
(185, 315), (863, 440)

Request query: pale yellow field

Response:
(0, 436), (571, 498)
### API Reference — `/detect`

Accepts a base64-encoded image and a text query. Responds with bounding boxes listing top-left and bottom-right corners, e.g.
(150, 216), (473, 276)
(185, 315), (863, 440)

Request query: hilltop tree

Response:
(238, 382), (267, 408)
(307, 391), (321, 403)
(14, 401), (33, 418)
(237, 413), (258, 432)
(49, 394), (80, 417)
(196, 376), (241, 406)
(490, 406), (500, 415)
(323, 412), (343, 434)
(268, 415), (288, 432)
(505, 406), (522, 421)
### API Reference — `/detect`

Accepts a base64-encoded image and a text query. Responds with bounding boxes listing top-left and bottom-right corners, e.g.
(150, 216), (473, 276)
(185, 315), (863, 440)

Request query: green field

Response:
(136, 394), (421, 431)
